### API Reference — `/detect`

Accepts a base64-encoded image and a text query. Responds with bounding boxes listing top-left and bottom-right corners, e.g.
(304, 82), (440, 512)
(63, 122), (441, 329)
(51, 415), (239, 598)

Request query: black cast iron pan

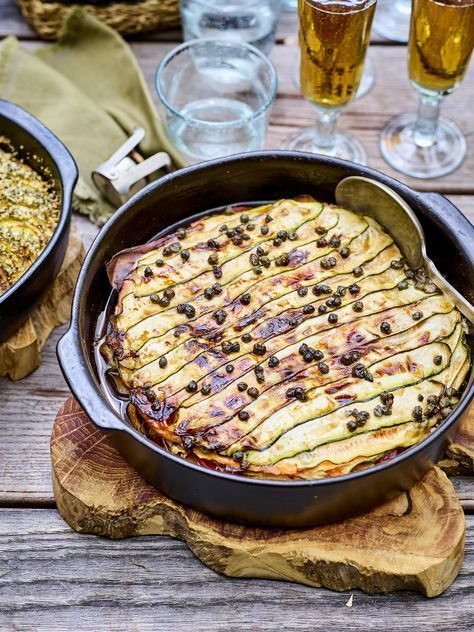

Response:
(0, 100), (77, 342)
(57, 152), (474, 528)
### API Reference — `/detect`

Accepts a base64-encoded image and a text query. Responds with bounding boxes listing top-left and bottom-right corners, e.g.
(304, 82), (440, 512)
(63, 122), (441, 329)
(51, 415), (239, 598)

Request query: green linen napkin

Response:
(0, 9), (183, 225)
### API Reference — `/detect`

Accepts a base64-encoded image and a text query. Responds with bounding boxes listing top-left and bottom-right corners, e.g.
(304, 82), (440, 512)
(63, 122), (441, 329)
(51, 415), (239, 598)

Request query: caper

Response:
(213, 309), (227, 325)
(390, 259), (404, 269)
(253, 343), (267, 356)
(380, 322), (391, 334)
(212, 282), (222, 295)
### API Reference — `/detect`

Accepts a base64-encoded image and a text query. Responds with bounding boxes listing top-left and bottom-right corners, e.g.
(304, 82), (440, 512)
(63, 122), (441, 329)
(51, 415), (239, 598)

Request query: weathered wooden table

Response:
(0, 3), (473, 629)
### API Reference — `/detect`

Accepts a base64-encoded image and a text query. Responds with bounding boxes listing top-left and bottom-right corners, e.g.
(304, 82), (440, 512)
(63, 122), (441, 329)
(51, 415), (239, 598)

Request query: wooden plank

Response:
(453, 478), (474, 512)
(0, 508), (472, 630)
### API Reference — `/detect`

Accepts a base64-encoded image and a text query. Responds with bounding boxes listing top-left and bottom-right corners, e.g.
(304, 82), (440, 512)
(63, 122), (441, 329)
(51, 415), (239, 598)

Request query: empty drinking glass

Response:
(156, 39), (278, 165)
(180, 0), (281, 54)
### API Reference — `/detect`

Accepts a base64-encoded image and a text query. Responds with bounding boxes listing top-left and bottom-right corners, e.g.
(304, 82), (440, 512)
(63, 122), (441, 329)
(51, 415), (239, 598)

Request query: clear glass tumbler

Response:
(180, 0), (281, 54)
(372, 0), (411, 43)
(282, 0), (377, 165)
(156, 39), (278, 165)
(380, 0), (474, 178)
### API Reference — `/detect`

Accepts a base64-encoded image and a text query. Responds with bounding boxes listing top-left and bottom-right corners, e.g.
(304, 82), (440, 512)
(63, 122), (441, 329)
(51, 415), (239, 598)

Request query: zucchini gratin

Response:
(0, 136), (60, 295)
(102, 197), (470, 480)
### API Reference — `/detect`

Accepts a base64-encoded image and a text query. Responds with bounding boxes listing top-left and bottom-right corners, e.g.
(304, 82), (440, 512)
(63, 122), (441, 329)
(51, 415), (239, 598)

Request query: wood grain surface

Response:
(0, 1), (473, 628)
(0, 508), (471, 632)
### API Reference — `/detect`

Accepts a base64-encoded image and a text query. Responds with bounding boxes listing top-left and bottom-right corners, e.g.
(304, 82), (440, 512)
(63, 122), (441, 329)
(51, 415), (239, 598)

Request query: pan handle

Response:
(57, 328), (125, 431)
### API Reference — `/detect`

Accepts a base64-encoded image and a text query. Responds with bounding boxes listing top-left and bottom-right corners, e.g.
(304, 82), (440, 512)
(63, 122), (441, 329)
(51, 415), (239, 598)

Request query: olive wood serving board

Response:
(0, 224), (85, 381)
(51, 397), (473, 597)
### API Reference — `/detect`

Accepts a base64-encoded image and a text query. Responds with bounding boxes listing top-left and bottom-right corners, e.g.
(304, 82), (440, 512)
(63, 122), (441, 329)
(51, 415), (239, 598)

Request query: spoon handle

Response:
(425, 257), (474, 324)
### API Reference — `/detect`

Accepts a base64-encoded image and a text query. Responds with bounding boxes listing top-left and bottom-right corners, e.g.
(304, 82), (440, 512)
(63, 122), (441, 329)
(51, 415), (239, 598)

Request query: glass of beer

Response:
(380, 0), (474, 178)
(283, 0), (377, 165)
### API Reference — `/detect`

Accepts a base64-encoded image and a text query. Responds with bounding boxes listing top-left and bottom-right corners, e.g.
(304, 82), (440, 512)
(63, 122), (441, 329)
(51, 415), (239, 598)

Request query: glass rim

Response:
(181, 0), (276, 8)
(155, 38), (278, 129)
(302, 0), (377, 14)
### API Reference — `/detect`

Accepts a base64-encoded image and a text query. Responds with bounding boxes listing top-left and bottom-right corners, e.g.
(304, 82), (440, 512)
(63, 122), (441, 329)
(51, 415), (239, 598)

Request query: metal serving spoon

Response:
(335, 175), (474, 323)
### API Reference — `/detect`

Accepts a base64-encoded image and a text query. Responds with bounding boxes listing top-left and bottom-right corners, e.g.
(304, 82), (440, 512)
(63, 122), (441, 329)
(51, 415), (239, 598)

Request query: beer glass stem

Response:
(413, 91), (443, 148)
(313, 106), (341, 154)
